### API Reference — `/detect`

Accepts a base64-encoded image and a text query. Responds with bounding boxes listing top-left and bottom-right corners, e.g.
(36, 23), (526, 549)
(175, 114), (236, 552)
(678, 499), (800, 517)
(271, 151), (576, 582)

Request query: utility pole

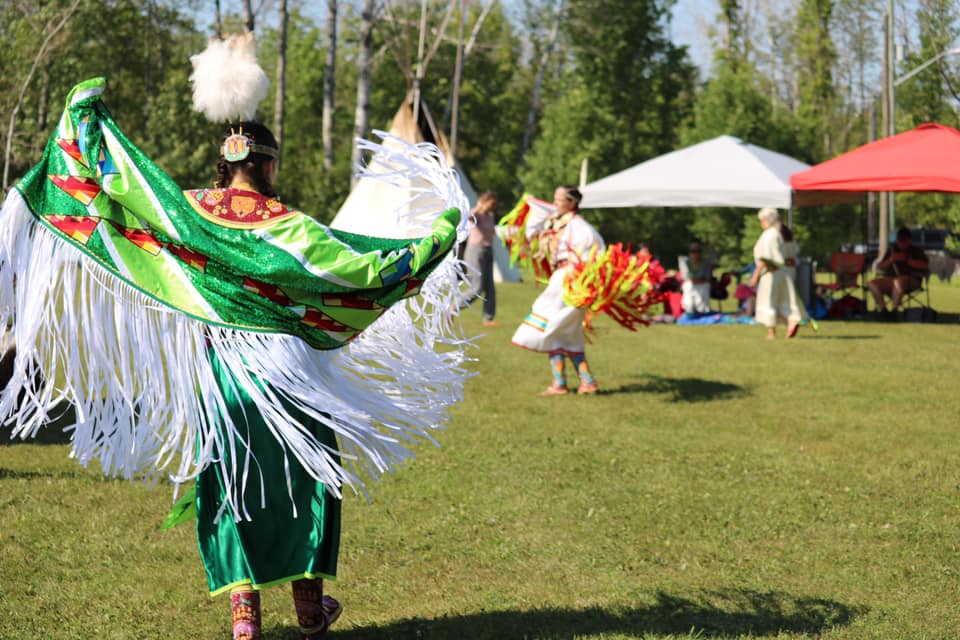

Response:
(867, 101), (876, 246)
(877, 1), (894, 264)
(885, 0), (896, 238)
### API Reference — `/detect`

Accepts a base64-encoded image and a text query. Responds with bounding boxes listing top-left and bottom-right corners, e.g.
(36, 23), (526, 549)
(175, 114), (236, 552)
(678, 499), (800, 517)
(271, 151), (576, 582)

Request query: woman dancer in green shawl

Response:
(196, 121), (342, 639)
(0, 34), (468, 640)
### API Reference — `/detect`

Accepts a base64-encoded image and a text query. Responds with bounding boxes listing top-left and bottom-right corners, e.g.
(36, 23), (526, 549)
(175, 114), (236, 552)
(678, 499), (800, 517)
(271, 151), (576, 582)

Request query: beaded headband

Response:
(220, 127), (279, 162)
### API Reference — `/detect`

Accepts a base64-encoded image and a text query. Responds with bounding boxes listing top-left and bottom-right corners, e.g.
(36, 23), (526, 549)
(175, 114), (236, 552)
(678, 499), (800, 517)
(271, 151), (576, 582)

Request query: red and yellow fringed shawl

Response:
(563, 243), (665, 331)
(497, 193), (556, 283)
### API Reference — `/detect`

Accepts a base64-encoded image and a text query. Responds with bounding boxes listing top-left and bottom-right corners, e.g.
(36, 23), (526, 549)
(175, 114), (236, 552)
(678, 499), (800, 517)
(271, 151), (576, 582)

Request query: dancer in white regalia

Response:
(511, 186), (604, 396)
(748, 208), (802, 339)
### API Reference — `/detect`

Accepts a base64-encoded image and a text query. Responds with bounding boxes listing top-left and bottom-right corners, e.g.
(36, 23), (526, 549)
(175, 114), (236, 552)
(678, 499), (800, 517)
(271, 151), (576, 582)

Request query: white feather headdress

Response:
(189, 32), (269, 122)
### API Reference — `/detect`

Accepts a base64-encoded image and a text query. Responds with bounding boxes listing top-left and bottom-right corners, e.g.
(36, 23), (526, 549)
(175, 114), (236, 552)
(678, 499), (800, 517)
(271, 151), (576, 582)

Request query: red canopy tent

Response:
(791, 123), (960, 206)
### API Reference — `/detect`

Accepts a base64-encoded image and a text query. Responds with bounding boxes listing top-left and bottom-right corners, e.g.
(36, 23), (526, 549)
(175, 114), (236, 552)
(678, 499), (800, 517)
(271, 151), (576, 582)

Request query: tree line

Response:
(1, 0), (958, 269)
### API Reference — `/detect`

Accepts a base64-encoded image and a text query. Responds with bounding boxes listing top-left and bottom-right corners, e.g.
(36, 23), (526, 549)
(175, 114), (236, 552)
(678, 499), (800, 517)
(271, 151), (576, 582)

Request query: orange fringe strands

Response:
(497, 193), (554, 282)
(563, 244), (665, 331)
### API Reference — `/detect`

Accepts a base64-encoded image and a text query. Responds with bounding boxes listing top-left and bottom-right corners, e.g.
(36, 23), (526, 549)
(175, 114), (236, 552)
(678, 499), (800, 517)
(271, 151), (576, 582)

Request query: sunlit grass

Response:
(2, 276), (960, 639)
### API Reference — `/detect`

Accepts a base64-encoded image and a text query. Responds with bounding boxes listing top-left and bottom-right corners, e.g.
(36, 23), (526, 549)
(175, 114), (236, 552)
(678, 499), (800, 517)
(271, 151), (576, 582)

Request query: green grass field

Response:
(2, 276), (960, 639)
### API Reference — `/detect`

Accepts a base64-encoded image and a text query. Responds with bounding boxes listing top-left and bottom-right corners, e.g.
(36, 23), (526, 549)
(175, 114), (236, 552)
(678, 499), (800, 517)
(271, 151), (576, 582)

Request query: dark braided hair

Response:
(559, 184), (582, 210)
(214, 121), (279, 198)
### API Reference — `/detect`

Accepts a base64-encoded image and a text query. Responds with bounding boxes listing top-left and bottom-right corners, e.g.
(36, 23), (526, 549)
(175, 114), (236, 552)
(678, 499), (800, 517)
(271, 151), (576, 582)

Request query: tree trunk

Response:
(274, 0), (288, 151)
(34, 67), (50, 158)
(242, 0), (254, 32)
(3, 0), (82, 190)
(351, 0), (376, 189)
(214, 0), (223, 38)
(449, 0), (465, 158)
(36, 67), (50, 132)
(143, 0), (154, 124)
(322, 0), (338, 172)
(442, 0), (498, 129)
(412, 0), (429, 124)
(520, 0), (564, 165)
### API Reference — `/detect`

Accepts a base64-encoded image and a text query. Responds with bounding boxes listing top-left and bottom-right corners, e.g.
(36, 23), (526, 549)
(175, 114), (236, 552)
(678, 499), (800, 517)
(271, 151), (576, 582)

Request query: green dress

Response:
(197, 351), (340, 596)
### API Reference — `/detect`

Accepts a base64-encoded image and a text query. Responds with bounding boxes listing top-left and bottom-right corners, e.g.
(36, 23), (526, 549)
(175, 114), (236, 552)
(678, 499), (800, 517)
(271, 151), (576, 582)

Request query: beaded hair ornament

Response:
(221, 126), (279, 162)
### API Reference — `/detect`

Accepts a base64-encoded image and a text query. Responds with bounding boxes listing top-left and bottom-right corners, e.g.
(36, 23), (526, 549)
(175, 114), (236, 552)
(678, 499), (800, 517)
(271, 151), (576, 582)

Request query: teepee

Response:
(330, 96), (520, 283)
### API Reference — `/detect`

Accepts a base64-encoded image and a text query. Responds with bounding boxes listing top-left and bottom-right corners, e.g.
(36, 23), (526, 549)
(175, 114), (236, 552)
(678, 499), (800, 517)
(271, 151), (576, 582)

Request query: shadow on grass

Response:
(603, 375), (749, 403)
(277, 589), (864, 640)
(0, 466), (87, 480)
(800, 334), (881, 340)
(0, 402), (74, 446)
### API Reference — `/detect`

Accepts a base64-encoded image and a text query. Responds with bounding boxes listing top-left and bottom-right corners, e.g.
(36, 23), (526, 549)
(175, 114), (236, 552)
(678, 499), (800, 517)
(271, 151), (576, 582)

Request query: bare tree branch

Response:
(441, 0), (497, 128)
(412, 0), (429, 123)
(380, 0), (414, 81)
(519, 0), (565, 165)
(421, 0), (456, 75)
(242, 0), (254, 32)
(214, 0), (223, 37)
(449, 0), (464, 157)
(463, 0), (497, 59)
(3, 0), (82, 191)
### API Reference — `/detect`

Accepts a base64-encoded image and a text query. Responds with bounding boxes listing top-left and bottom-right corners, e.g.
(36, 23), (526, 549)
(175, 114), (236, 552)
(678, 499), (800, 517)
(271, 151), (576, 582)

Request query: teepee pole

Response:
(412, 0), (429, 124)
(450, 0), (465, 157)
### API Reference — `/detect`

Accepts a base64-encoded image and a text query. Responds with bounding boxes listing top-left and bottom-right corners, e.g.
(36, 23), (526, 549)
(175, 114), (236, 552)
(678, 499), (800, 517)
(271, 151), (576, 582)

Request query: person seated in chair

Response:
(868, 227), (929, 315)
(678, 241), (712, 314)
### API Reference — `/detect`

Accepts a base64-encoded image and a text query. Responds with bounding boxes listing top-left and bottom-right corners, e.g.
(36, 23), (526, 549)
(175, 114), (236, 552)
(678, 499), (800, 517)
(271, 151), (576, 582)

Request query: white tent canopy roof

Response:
(580, 135), (811, 209)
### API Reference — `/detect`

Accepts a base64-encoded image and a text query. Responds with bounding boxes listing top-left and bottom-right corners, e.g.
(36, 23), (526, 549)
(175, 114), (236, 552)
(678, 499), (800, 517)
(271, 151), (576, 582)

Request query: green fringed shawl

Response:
(16, 77), (459, 350)
(0, 78), (471, 511)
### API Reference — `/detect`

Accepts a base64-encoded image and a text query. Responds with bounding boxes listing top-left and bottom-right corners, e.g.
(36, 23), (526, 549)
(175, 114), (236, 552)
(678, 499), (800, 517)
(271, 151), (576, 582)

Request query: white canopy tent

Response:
(580, 135), (811, 211)
(331, 97), (521, 283)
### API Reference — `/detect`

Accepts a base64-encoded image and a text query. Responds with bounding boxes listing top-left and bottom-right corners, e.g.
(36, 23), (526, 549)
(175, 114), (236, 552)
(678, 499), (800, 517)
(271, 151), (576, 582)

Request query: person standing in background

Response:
(749, 208), (802, 339)
(461, 191), (499, 327)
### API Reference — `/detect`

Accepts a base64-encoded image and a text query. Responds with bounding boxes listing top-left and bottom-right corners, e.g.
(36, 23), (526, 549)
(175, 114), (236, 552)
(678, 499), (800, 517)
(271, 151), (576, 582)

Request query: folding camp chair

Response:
(901, 271), (936, 322)
(710, 271), (734, 311)
(902, 273), (931, 309)
(819, 251), (865, 304)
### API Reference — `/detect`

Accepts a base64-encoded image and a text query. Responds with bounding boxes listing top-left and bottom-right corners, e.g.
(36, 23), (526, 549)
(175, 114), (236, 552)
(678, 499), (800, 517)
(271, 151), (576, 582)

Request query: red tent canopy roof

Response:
(791, 123), (960, 206)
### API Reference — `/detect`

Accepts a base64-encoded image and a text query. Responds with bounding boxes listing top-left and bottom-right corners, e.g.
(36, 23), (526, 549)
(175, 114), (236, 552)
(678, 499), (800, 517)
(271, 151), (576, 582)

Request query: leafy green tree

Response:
(793, 0), (837, 162)
(895, 0), (960, 244)
(519, 0), (696, 257)
(258, 11), (345, 220)
(678, 1), (797, 268)
(1, 1), (213, 187)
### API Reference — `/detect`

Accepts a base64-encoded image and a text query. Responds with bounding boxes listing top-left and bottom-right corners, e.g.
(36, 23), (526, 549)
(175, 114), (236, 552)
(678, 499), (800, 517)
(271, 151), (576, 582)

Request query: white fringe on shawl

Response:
(0, 133), (473, 520)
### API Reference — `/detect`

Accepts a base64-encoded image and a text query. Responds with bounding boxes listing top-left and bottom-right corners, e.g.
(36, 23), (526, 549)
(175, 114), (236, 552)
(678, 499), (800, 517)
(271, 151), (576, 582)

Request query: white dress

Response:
(782, 238), (806, 320)
(753, 226), (802, 328)
(512, 213), (604, 355)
